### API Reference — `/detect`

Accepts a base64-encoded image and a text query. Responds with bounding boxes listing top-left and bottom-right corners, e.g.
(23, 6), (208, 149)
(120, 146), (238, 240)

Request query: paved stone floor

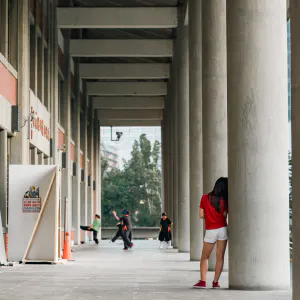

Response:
(0, 240), (292, 300)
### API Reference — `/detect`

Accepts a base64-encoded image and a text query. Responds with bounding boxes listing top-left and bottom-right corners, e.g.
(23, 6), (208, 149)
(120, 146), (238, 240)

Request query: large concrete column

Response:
(38, 153), (44, 165)
(97, 123), (102, 240)
(291, 1), (300, 297)
(161, 123), (165, 213)
(31, 148), (38, 165)
(61, 34), (72, 233)
(51, 0), (59, 165)
(171, 43), (179, 249)
(202, 0), (228, 271)
(227, 0), (290, 290)
(167, 85), (174, 223)
(189, 0), (203, 261)
(87, 104), (94, 231)
(72, 62), (81, 245)
(11, 0), (30, 165)
(81, 84), (88, 243)
(162, 104), (169, 214)
(177, 7), (190, 253)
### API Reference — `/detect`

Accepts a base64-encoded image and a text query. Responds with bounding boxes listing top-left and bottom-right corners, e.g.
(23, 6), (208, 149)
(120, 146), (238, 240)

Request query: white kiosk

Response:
(8, 165), (61, 263)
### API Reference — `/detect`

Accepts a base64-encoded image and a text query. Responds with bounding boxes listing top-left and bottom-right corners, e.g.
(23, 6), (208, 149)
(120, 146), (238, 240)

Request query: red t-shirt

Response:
(200, 194), (228, 230)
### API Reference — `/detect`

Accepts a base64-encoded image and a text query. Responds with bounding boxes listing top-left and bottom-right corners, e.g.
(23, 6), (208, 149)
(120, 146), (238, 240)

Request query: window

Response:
(8, 0), (18, 70)
(30, 24), (36, 92)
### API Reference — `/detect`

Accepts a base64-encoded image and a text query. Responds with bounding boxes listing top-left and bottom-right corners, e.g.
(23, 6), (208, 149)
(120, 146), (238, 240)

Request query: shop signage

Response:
(30, 90), (50, 156)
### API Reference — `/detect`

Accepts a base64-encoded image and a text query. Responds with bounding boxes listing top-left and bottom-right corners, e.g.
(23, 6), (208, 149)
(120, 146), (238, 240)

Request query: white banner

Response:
(30, 90), (50, 157)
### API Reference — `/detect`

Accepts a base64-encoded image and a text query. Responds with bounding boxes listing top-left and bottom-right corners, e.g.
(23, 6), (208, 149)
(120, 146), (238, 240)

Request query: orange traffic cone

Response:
(62, 232), (72, 260)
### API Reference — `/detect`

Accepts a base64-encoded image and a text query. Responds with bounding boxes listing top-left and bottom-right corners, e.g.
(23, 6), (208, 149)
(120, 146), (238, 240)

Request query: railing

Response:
(101, 227), (160, 240)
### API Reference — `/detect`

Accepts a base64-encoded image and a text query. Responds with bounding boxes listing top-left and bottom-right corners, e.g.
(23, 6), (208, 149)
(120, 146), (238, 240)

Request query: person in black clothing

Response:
(159, 212), (172, 249)
(110, 210), (132, 243)
(120, 209), (134, 250)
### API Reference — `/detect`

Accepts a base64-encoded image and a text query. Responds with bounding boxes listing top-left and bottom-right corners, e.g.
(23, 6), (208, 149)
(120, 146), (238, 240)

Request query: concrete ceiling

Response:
(58, 0), (180, 126)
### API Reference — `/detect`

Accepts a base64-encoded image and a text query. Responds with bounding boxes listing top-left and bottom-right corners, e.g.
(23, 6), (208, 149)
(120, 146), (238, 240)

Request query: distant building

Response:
(101, 144), (119, 172)
(101, 127), (162, 170)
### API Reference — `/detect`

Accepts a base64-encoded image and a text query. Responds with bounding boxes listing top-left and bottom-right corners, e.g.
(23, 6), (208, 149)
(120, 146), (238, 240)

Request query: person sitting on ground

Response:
(159, 212), (172, 249)
(120, 209), (134, 250)
(80, 214), (101, 245)
(193, 177), (228, 289)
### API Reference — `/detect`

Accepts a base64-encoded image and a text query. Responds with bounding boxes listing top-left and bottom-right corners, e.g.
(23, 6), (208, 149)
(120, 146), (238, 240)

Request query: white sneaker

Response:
(159, 243), (163, 249)
(168, 244), (172, 249)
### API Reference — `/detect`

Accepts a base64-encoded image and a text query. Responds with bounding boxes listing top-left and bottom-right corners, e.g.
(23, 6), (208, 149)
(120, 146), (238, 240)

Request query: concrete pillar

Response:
(87, 103), (94, 230)
(31, 148), (38, 165)
(11, 0), (30, 165)
(161, 123), (165, 213)
(44, 157), (50, 165)
(177, 7), (190, 253)
(227, 0), (290, 290)
(97, 123), (102, 240)
(51, 0), (59, 165)
(61, 33), (72, 233)
(202, 0), (228, 270)
(0, 130), (7, 229)
(188, 0), (203, 261)
(171, 50), (179, 249)
(38, 153), (44, 165)
(81, 84), (88, 242)
(162, 105), (169, 214)
(93, 119), (100, 218)
(72, 62), (81, 245)
(167, 87), (174, 223)
(291, 1), (300, 297)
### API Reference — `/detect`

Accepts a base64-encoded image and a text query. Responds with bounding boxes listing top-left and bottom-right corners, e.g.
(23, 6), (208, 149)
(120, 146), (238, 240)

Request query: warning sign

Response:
(22, 198), (41, 213)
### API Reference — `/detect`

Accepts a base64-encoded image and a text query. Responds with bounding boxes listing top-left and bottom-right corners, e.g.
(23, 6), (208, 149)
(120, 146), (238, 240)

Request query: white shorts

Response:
(204, 226), (228, 244)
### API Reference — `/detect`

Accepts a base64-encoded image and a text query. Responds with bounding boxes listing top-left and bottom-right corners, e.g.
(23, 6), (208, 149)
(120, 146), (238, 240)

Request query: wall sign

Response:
(23, 186), (41, 213)
(30, 90), (50, 156)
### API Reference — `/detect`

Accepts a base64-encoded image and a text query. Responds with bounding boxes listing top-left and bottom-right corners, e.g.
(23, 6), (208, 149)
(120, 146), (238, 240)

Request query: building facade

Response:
(101, 143), (119, 172)
(0, 0), (101, 252)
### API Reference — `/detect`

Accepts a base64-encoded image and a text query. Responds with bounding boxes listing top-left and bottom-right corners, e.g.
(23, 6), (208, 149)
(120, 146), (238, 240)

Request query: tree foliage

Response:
(101, 134), (162, 227)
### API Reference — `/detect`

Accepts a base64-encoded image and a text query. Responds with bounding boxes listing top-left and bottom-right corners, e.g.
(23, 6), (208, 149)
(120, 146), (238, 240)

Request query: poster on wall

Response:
(29, 90), (50, 157)
(22, 186), (41, 213)
(9, 165), (60, 263)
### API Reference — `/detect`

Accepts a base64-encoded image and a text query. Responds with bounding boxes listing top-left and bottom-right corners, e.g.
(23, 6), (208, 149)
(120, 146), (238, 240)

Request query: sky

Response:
(101, 126), (162, 169)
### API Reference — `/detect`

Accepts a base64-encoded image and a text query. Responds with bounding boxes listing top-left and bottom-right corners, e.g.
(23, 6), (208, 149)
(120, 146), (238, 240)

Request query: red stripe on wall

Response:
(70, 143), (75, 161)
(80, 154), (83, 169)
(0, 62), (17, 105)
(4, 233), (8, 259)
(58, 129), (64, 150)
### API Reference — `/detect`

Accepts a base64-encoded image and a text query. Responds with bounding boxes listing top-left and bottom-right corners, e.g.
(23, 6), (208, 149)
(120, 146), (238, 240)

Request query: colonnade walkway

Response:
(0, 241), (292, 300)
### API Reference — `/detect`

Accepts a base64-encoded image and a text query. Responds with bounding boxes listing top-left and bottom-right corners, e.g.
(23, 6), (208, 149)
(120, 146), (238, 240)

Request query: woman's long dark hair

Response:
(209, 177), (228, 213)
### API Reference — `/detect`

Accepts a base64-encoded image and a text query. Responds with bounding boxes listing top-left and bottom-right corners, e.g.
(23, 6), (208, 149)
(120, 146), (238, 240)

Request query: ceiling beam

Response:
(57, 7), (177, 29)
(80, 63), (170, 80)
(70, 40), (173, 57)
(87, 82), (167, 96)
(99, 120), (162, 127)
(93, 96), (165, 109)
(97, 109), (163, 120)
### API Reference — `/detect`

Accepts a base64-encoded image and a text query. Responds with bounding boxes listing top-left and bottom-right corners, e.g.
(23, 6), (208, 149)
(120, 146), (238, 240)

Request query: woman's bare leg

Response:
(200, 242), (215, 281)
(214, 240), (227, 283)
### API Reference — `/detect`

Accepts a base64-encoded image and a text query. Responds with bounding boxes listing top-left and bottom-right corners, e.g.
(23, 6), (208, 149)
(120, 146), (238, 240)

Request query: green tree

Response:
(101, 134), (162, 227)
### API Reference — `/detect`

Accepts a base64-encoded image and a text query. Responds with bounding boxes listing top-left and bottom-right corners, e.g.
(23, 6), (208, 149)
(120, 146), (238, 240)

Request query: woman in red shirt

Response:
(193, 177), (228, 289)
